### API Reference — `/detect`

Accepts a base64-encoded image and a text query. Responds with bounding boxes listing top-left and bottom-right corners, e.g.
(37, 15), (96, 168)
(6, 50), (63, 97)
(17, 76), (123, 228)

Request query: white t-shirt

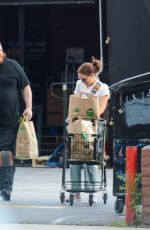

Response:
(74, 79), (110, 98)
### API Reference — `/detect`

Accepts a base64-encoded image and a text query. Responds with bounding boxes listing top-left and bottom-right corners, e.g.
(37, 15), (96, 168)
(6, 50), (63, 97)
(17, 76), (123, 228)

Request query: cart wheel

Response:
(115, 199), (124, 214)
(60, 192), (65, 204)
(89, 194), (93, 206)
(70, 194), (74, 206)
(103, 192), (107, 204)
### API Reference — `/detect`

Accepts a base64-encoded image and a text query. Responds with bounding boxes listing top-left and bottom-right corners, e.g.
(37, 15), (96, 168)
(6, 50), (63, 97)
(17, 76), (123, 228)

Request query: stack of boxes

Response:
(47, 89), (63, 127)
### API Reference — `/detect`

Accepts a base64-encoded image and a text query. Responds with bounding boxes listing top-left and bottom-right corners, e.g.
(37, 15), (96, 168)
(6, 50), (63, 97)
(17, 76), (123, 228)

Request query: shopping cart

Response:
(60, 118), (108, 206)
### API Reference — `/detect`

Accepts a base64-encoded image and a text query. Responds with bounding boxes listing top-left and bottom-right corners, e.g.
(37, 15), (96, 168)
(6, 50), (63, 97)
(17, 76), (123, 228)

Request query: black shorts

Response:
(0, 126), (19, 156)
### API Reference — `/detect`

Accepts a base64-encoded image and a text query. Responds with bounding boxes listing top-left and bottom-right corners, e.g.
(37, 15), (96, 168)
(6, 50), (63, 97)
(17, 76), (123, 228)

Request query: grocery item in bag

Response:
(67, 118), (94, 161)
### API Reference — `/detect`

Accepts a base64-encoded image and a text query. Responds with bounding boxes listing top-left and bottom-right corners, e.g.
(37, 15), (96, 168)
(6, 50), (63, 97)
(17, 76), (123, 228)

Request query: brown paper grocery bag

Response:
(68, 94), (99, 119)
(67, 118), (94, 161)
(16, 121), (39, 159)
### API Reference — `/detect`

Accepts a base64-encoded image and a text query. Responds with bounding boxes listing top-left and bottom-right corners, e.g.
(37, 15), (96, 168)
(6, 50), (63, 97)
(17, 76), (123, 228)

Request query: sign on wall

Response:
(66, 48), (84, 63)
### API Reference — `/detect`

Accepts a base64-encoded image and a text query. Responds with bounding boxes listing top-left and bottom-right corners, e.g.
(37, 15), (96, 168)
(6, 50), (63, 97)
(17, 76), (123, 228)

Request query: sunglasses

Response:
(79, 75), (90, 83)
(81, 78), (88, 82)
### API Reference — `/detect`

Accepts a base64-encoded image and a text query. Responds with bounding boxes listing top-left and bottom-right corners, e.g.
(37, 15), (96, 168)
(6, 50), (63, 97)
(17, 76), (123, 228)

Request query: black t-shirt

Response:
(0, 58), (30, 127)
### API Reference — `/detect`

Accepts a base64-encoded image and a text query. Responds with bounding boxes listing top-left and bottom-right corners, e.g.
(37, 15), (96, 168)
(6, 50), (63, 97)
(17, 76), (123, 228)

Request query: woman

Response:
(69, 57), (110, 202)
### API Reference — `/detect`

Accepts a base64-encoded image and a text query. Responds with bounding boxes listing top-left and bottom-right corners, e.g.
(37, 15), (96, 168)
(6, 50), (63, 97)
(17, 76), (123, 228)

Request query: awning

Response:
(110, 72), (150, 92)
(0, 0), (95, 5)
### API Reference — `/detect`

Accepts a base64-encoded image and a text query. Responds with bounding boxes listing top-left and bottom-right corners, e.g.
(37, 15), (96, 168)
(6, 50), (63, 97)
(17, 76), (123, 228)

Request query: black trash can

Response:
(109, 73), (150, 213)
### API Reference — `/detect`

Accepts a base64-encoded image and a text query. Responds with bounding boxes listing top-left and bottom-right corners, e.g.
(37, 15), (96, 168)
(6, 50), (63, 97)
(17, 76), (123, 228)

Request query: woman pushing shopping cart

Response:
(60, 57), (110, 206)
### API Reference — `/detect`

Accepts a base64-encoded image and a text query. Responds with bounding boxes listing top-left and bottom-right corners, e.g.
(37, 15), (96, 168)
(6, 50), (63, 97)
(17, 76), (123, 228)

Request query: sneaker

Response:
(74, 193), (81, 201)
(0, 190), (11, 201)
(93, 193), (97, 203)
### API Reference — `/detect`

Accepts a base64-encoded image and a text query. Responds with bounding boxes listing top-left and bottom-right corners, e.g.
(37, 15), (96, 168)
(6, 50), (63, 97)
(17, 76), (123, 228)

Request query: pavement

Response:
(0, 224), (147, 230)
(0, 167), (147, 230)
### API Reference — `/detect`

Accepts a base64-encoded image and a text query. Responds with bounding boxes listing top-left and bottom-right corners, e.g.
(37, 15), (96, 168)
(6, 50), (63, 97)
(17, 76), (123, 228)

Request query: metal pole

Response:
(98, 0), (103, 72)
(62, 83), (67, 139)
(18, 5), (24, 67)
(125, 146), (137, 224)
(62, 57), (68, 140)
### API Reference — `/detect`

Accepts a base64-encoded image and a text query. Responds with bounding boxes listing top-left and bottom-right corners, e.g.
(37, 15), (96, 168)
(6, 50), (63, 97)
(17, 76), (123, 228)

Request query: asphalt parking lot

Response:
(0, 167), (124, 226)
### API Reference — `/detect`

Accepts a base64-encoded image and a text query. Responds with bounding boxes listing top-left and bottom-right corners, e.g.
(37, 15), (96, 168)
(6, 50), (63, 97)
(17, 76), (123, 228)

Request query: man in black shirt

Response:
(0, 42), (32, 201)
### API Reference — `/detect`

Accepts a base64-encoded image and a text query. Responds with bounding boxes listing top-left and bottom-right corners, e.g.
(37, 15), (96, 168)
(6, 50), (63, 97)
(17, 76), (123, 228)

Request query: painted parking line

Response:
(0, 204), (65, 209)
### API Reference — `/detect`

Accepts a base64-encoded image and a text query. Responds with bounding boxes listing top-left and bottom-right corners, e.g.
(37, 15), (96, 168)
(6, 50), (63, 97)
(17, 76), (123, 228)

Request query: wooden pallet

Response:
(15, 158), (32, 167)
(32, 156), (49, 167)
